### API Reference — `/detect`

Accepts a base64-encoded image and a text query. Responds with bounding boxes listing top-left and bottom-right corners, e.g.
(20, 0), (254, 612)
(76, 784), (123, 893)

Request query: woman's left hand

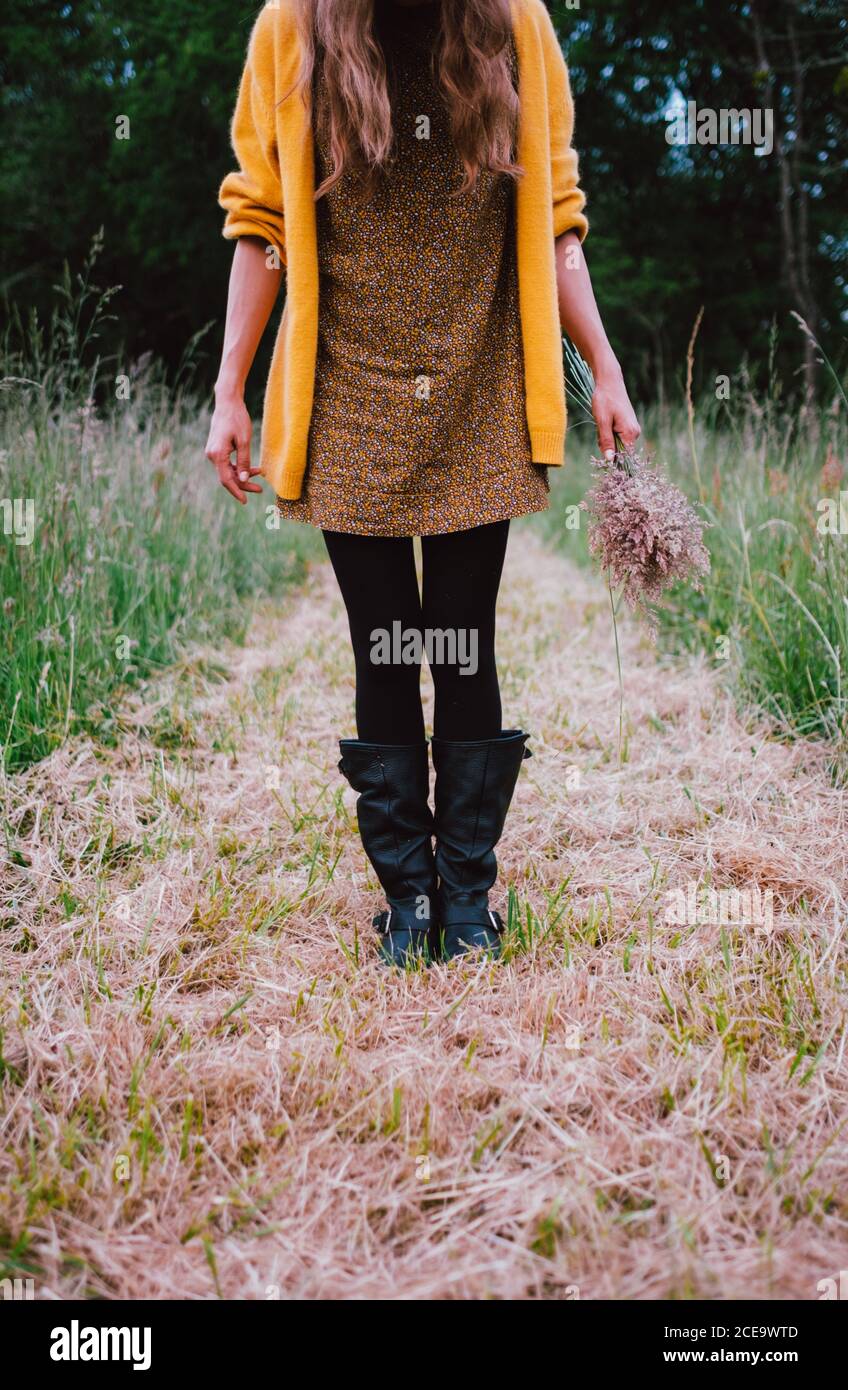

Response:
(591, 362), (641, 458)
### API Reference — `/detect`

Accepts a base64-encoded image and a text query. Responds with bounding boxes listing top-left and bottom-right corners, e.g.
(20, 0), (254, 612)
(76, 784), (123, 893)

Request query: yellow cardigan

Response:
(219, 0), (588, 501)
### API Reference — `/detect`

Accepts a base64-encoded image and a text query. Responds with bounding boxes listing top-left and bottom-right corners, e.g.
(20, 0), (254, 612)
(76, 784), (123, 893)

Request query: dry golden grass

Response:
(1, 528), (846, 1300)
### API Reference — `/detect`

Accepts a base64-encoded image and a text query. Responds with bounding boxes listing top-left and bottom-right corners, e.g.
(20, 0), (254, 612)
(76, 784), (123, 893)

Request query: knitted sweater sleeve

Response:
(537, 4), (588, 242)
(218, 8), (286, 264)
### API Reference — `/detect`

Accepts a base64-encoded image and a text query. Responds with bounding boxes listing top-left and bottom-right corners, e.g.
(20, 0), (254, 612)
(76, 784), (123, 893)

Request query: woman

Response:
(207, 0), (640, 966)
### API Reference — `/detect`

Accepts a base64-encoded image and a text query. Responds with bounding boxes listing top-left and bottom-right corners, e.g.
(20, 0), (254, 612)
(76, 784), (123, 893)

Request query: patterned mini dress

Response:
(276, 0), (549, 537)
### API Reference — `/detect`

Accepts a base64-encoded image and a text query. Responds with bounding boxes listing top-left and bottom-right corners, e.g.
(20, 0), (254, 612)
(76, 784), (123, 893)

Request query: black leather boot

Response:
(431, 729), (531, 959)
(338, 740), (437, 966)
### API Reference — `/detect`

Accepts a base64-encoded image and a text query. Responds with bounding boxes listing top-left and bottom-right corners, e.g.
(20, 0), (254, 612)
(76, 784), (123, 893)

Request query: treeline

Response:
(2, 0), (846, 407)
(560, 0), (847, 402)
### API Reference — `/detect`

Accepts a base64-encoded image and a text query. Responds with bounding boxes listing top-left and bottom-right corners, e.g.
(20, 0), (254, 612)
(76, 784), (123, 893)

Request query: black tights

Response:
(323, 520), (510, 744)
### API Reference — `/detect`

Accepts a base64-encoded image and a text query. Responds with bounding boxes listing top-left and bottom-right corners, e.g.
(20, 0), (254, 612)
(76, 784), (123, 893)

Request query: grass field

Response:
(1, 522), (846, 1299)
(544, 382), (848, 769)
(2, 265), (847, 1298)
(0, 246), (322, 774)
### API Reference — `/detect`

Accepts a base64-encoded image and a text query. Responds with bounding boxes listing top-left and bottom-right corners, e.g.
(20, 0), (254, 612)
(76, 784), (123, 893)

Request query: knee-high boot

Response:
(338, 740), (437, 966)
(431, 729), (531, 959)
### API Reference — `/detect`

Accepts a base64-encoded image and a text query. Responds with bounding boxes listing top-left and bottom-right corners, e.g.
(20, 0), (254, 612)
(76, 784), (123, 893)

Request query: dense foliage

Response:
(1, 0), (846, 404)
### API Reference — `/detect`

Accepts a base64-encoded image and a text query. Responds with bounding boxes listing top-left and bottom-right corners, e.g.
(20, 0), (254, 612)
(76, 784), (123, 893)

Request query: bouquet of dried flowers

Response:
(564, 338), (711, 756)
(565, 338), (710, 630)
(582, 446), (711, 633)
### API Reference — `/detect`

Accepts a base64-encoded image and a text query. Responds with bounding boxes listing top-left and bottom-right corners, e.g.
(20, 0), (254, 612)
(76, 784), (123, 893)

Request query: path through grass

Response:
(1, 528), (846, 1299)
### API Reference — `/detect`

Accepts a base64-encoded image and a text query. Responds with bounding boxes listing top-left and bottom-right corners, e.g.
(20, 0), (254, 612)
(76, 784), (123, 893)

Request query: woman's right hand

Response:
(204, 391), (264, 504)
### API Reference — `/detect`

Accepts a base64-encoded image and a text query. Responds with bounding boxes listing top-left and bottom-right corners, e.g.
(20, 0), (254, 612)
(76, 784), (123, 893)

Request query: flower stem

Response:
(607, 574), (625, 765)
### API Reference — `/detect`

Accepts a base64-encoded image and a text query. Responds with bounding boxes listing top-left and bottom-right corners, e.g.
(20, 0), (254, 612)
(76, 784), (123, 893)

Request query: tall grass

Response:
(0, 238), (321, 773)
(543, 371), (848, 768)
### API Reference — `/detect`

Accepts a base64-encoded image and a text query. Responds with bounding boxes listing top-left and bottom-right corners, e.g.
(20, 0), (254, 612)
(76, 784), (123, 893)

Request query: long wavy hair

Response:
(291, 0), (523, 200)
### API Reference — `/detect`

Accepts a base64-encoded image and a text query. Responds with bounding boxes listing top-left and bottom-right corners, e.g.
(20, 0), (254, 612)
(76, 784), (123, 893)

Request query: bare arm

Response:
(556, 230), (641, 457)
(205, 236), (283, 503)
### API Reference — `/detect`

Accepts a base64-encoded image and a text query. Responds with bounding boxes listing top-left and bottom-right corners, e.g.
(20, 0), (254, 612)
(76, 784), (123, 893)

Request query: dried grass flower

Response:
(581, 446), (711, 634)
(564, 336), (712, 763)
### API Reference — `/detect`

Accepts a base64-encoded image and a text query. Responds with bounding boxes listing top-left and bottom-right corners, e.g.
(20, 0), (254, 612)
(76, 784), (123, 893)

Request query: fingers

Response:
(234, 433), (252, 485)
(593, 404), (616, 460)
(217, 459), (248, 504)
(239, 460), (264, 495)
(204, 440), (246, 503)
(592, 387), (642, 459)
(217, 461), (262, 502)
(233, 448), (263, 494)
(205, 434), (262, 503)
(614, 410), (642, 452)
